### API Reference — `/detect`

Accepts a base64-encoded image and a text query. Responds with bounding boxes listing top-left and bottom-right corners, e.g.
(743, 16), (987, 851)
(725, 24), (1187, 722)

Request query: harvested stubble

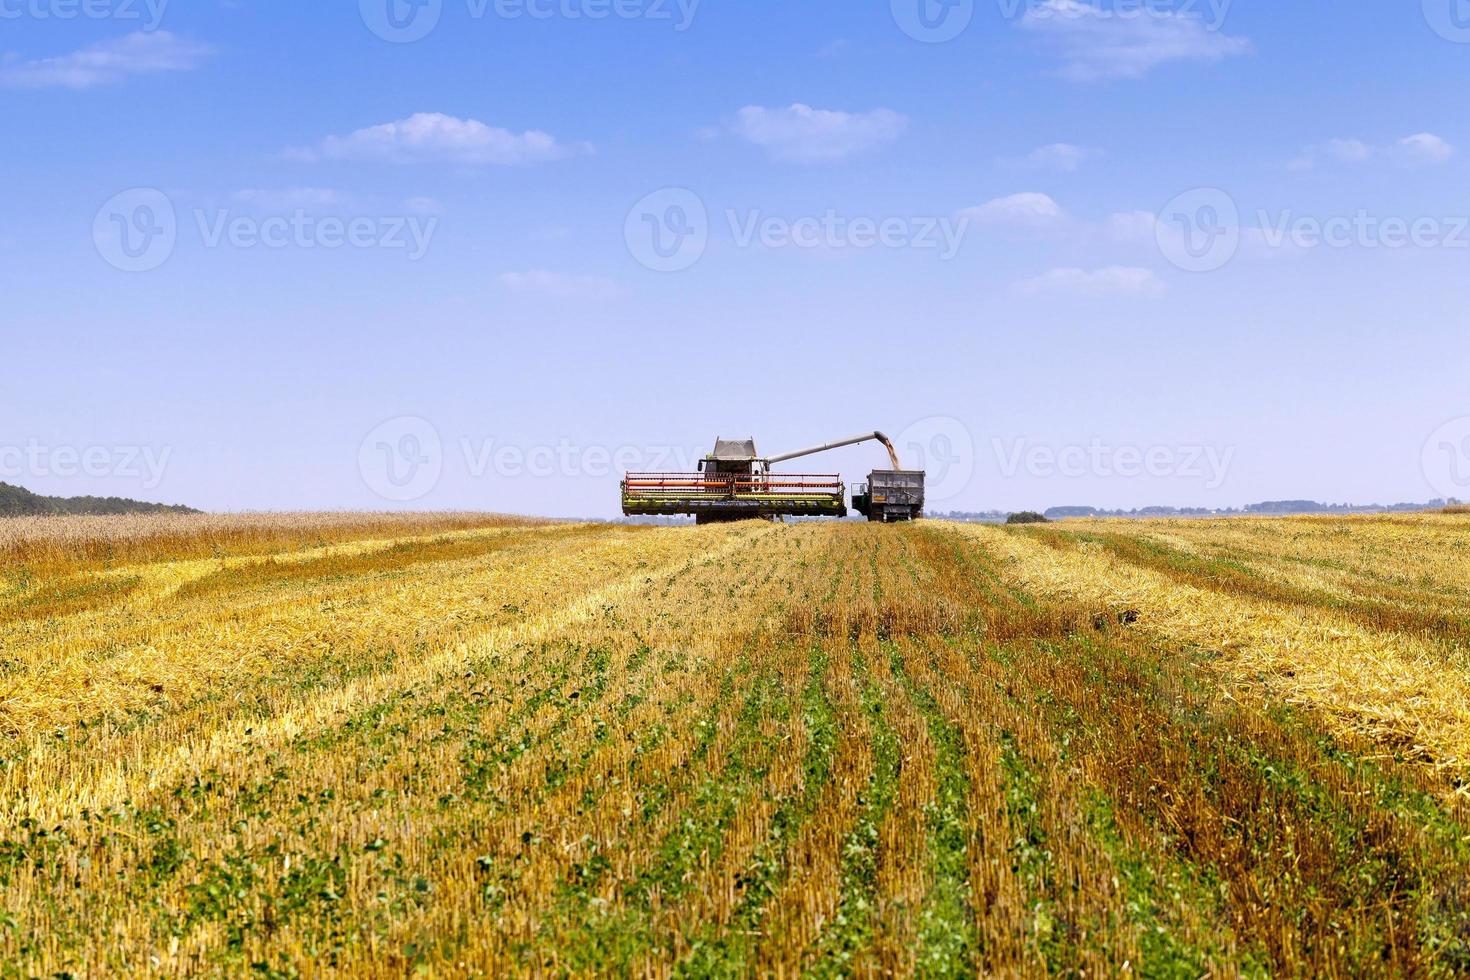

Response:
(972, 515), (1470, 784)
(1, 513), (1468, 977)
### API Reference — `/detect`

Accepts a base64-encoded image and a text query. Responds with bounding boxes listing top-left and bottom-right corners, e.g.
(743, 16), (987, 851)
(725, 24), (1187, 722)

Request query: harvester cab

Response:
(701, 438), (763, 480)
(621, 431), (926, 524)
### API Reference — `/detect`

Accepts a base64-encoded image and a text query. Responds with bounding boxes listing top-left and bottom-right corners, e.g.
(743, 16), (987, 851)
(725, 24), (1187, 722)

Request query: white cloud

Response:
(1018, 0), (1250, 81)
(1325, 138), (1373, 163)
(1019, 143), (1092, 172)
(1017, 266), (1165, 296)
(1289, 138), (1372, 170)
(0, 31), (212, 90)
(962, 192), (1066, 228)
(1106, 209), (1160, 243)
(730, 104), (908, 163)
(1290, 133), (1453, 170)
(1396, 133), (1454, 165)
(289, 113), (587, 165)
(498, 270), (625, 300)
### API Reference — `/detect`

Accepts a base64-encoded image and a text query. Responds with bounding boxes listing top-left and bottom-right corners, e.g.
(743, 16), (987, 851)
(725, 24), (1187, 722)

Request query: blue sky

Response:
(3, 0), (1468, 516)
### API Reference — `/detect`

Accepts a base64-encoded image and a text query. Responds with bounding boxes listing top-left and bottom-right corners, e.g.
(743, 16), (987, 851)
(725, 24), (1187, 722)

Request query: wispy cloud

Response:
(0, 31), (212, 90)
(1018, 0), (1250, 81)
(961, 192), (1067, 228)
(1288, 139), (1370, 171)
(730, 104), (908, 163)
(288, 113), (589, 165)
(1017, 266), (1165, 296)
(1289, 133), (1454, 170)
(229, 188), (444, 217)
(1106, 209), (1161, 244)
(1395, 133), (1455, 165)
(974, 198), (1281, 264)
(498, 270), (626, 300)
(1011, 142), (1094, 172)
(1323, 138), (1373, 163)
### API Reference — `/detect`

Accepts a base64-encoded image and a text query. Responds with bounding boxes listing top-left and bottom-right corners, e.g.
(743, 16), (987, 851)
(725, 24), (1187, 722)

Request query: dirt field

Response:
(2, 514), (1468, 976)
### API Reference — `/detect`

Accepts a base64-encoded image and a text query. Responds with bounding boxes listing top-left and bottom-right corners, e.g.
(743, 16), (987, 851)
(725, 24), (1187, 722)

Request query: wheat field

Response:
(2, 513), (1468, 977)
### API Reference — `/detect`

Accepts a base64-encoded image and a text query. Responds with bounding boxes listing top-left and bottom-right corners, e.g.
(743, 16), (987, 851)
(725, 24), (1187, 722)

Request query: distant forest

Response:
(938, 499), (1462, 523)
(0, 482), (199, 518)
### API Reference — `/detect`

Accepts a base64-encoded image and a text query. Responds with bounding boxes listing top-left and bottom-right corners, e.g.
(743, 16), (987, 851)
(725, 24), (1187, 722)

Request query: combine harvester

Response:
(622, 432), (925, 524)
